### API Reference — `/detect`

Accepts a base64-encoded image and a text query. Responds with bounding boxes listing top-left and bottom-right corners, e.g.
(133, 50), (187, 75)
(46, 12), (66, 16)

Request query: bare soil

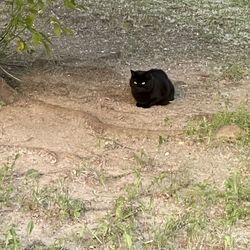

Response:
(0, 0), (250, 248)
(0, 59), (249, 248)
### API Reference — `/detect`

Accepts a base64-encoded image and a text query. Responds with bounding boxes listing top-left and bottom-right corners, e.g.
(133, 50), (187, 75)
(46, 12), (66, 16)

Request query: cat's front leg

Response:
(142, 98), (160, 108)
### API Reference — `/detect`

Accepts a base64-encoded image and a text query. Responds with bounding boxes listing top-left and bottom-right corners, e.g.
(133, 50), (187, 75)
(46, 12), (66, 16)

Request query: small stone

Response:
(214, 124), (246, 140)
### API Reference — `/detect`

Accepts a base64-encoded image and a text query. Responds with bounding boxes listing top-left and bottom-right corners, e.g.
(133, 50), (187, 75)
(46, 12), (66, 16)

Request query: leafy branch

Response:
(0, 0), (80, 56)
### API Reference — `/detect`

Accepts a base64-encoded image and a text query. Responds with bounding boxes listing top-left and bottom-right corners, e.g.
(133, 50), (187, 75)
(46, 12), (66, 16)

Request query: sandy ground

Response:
(0, 0), (250, 248)
(0, 60), (249, 248)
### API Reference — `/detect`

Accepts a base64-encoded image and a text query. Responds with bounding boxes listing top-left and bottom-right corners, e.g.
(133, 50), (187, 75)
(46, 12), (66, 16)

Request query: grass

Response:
(22, 182), (86, 221)
(0, 156), (249, 249)
(186, 109), (250, 144)
(146, 172), (250, 249)
(0, 157), (85, 222)
(224, 173), (250, 225)
(68, 169), (250, 250)
(83, 169), (144, 249)
(220, 63), (249, 81)
(0, 155), (19, 206)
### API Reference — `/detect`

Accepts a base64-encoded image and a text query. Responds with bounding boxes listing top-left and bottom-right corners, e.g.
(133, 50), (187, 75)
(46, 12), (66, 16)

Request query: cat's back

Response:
(147, 69), (171, 87)
(148, 69), (169, 81)
(148, 69), (175, 100)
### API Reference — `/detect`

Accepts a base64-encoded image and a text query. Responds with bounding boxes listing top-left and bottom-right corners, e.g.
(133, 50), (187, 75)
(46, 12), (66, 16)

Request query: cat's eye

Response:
(141, 82), (146, 85)
(134, 81), (137, 84)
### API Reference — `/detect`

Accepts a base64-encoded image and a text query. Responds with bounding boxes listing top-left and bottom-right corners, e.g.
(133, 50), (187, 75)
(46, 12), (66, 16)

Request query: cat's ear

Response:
(130, 70), (135, 76)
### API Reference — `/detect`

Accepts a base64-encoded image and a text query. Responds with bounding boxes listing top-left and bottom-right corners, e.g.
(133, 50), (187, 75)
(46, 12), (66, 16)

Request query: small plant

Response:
(88, 194), (138, 249)
(133, 149), (154, 169)
(186, 109), (250, 144)
(152, 215), (187, 249)
(126, 168), (142, 200)
(23, 184), (85, 221)
(224, 173), (250, 225)
(224, 235), (234, 250)
(86, 169), (145, 249)
(4, 226), (20, 250)
(26, 220), (34, 236)
(25, 169), (43, 179)
(221, 64), (249, 81)
(0, 155), (19, 205)
(149, 170), (191, 199)
(158, 135), (166, 146)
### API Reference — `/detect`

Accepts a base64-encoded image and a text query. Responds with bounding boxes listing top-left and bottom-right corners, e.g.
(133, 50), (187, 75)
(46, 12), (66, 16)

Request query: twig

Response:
(0, 64), (22, 82)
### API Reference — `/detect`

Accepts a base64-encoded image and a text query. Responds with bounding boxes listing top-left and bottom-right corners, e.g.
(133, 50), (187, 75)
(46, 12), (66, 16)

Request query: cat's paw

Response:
(136, 103), (150, 108)
(141, 105), (151, 108)
(136, 103), (144, 107)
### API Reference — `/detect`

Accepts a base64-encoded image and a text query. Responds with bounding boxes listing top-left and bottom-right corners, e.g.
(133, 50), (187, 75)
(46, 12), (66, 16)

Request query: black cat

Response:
(129, 69), (175, 108)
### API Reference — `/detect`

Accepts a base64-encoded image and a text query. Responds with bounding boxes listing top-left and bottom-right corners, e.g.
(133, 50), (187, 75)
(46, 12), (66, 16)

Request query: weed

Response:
(67, 169), (249, 249)
(26, 220), (34, 236)
(133, 149), (154, 170)
(158, 135), (166, 146)
(0, 155), (19, 206)
(221, 63), (249, 81)
(4, 226), (20, 250)
(85, 169), (145, 249)
(224, 235), (234, 250)
(25, 169), (43, 179)
(186, 109), (250, 144)
(1, 222), (67, 250)
(87, 194), (139, 249)
(0, 100), (6, 108)
(149, 170), (191, 199)
(224, 173), (250, 225)
(126, 168), (142, 200)
(152, 215), (187, 249)
(23, 184), (85, 221)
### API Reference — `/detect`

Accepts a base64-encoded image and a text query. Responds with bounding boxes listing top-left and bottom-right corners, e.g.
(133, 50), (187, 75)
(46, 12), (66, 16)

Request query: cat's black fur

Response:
(129, 69), (175, 108)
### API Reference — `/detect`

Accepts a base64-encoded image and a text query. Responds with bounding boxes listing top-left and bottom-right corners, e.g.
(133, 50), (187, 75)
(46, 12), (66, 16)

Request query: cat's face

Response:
(130, 70), (152, 88)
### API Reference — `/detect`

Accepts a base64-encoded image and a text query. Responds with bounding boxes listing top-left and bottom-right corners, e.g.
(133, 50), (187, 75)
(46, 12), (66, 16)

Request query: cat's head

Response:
(130, 70), (152, 88)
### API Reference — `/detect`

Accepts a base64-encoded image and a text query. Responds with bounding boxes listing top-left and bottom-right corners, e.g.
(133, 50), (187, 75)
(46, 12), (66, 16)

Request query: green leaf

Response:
(123, 231), (132, 250)
(25, 169), (42, 179)
(32, 32), (42, 46)
(42, 40), (51, 54)
(64, 0), (76, 10)
(63, 27), (73, 34)
(158, 135), (166, 145)
(27, 221), (34, 235)
(16, 40), (26, 52)
(5, 227), (20, 249)
(25, 14), (35, 28)
(53, 23), (62, 38)
(15, 0), (24, 9)
(115, 196), (126, 219)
